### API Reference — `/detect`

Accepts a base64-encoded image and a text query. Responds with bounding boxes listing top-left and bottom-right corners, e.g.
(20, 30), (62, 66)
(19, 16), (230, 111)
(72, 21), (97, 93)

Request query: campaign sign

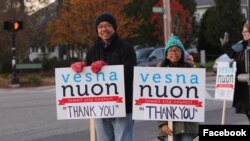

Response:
(55, 65), (126, 120)
(215, 62), (236, 101)
(133, 67), (205, 122)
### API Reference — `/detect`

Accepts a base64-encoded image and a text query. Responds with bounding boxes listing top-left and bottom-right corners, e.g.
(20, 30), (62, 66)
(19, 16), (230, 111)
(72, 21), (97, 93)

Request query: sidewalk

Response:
(206, 70), (215, 76)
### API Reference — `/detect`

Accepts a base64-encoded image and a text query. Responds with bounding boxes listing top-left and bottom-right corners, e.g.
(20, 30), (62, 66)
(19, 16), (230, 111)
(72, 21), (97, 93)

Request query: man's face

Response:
(97, 21), (115, 43)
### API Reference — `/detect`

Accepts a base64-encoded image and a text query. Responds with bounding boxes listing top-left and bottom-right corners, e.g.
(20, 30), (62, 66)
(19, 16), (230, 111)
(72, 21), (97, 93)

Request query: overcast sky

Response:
(24, 0), (56, 15)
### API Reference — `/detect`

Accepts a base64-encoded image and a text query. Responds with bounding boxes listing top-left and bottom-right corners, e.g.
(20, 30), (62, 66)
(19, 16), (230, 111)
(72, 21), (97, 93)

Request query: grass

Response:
(195, 61), (214, 71)
(0, 74), (10, 87)
(0, 72), (55, 88)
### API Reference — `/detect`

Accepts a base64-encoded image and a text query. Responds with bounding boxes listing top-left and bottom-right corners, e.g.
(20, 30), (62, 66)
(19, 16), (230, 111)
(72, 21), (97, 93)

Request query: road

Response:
(0, 75), (248, 141)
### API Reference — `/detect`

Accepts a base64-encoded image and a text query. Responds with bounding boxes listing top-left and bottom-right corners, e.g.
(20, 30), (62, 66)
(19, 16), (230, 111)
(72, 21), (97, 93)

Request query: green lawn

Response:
(195, 61), (214, 71)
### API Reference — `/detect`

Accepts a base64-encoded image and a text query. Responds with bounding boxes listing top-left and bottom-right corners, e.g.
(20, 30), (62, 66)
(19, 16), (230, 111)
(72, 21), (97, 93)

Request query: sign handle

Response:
(90, 118), (96, 141)
(167, 121), (173, 141)
(221, 100), (226, 125)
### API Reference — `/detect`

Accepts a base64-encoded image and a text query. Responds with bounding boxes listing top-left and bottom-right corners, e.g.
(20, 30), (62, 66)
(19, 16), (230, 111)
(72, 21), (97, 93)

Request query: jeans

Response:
(95, 113), (134, 141)
(163, 133), (193, 141)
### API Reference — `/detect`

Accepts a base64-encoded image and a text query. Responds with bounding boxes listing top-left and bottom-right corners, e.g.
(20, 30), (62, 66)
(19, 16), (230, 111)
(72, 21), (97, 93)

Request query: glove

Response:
(220, 32), (229, 46)
(91, 60), (108, 73)
(71, 61), (86, 73)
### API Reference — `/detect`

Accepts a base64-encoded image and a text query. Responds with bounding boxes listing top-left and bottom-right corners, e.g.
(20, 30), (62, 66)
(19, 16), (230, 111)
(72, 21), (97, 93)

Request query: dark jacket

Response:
(85, 33), (137, 113)
(222, 41), (250, 114)
(157, 58), (199, 140)
(158, 121), (198, 140)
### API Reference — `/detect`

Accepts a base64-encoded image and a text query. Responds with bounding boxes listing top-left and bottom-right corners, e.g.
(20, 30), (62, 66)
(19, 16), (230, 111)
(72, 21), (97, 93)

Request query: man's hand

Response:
(91, 60), (108, 73)
(220, 32), (229, 46)
(161, 124), (173, 136)
(71, 61), (86, 73)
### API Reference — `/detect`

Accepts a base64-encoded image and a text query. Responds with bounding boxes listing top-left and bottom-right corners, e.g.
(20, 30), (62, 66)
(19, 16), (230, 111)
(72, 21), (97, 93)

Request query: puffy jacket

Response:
(157, 57), (198, 140)
(85, 33), (137, 113)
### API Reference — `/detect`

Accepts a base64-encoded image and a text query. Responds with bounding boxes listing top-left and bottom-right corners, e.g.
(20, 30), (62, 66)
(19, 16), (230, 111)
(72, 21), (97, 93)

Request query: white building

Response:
(29, 46), (60, 61)
(195, 0), (248, 22)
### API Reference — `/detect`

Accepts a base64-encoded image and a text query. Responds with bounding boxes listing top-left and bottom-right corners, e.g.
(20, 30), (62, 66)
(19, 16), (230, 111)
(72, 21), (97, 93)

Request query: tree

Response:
(179, 0), (196, 16)
(151, 0), (193, 46)
(179, 0), (198, 48)
(197, 0), (245, 58)
(46, 0), (141, 59)
(0, 0), (57, 73)
(197, 8), (214, 52)
(0, 0), (32, 63)
(124, 0), (159, 46)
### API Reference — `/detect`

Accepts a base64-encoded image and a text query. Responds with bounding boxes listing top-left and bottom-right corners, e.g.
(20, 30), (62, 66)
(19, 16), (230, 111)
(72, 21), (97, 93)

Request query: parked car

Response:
(135, 47), (155, 65)
(213, 53), (233, 72)
(138, 47), (165, 67)
(137, 47), (194, 67)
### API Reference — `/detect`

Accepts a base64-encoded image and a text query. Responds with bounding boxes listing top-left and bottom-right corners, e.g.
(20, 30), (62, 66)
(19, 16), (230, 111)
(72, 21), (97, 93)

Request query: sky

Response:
(24, 0), (56, 15)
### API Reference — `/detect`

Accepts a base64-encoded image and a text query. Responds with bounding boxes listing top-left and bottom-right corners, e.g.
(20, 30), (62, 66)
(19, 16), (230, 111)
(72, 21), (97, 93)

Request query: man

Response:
(71, 12), (136, 141)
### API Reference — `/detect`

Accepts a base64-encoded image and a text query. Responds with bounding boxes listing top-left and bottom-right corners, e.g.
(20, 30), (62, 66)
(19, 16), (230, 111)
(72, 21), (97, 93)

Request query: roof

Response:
(196, 0), (247, 6)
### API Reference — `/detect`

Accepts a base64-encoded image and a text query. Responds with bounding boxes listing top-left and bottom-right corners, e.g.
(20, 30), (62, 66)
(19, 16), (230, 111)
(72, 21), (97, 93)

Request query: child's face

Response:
(167, 46), (182, 64)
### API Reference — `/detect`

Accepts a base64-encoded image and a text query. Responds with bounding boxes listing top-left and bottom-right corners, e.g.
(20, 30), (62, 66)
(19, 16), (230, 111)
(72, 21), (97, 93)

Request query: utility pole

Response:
(152, 0), (171, 44)
(163, 2), (173, 141)
(163, 0), (171, 44)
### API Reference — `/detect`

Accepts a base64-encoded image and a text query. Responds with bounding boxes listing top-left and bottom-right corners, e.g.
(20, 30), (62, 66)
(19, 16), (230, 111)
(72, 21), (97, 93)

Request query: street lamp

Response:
(3, 20), (23, 86)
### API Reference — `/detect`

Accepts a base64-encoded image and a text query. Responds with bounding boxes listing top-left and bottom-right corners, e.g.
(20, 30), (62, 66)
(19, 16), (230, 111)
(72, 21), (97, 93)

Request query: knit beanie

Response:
(95, 12), (117, 31)
(165, 35), (185, 53)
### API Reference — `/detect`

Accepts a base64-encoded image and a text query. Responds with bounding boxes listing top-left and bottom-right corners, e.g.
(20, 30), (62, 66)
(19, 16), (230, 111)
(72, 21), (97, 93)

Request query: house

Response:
(29, 46), (60, 61)
(195, 0), (248, 22)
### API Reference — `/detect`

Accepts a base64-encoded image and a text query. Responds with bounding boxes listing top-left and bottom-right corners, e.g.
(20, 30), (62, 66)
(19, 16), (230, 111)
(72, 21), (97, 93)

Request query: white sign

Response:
(132, 67), (205, 122)
(215, 62), (236, 101)
(55, 65), (126, 120)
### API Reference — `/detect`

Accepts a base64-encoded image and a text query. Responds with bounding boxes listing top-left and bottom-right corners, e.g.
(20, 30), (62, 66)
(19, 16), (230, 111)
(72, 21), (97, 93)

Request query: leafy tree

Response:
(197, 8), (214, 51)
(179, 0), (196, 16)
(0, 0), (57, 73)
(0, 0), (32, 62)
(198, 0), (245, 58)
(151, 0), (193, 46)
(124, 0), (159, 46)
(179, 0), (198, 48)
(46, 0), (141, 59)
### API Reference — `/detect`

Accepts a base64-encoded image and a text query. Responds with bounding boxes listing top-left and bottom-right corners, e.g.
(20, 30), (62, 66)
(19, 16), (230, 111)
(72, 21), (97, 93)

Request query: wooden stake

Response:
(221, 100), (226, 125)
(90, 118), (96, 141)
(167, 121), (173, 141)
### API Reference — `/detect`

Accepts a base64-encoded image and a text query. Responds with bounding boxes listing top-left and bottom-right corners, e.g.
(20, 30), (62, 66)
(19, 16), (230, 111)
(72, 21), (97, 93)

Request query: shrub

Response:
(22, 75), (42, 86)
